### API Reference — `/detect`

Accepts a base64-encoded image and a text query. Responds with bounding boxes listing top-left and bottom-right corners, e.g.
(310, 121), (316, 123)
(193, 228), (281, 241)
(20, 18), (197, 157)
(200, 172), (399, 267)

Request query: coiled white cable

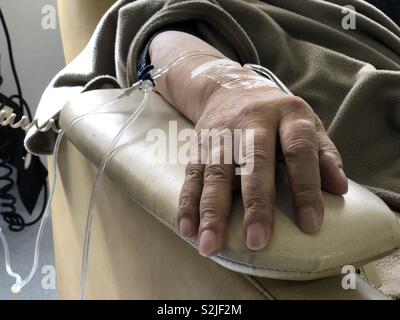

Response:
(0, 107), (60, 133)
(0, 80), (143, 293)
(0, 50), (222, 295)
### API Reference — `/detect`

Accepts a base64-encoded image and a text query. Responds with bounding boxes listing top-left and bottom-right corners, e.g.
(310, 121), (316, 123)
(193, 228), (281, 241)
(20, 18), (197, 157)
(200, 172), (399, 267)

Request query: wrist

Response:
(190, 60), (287, 123)
(149, 31), (235, 124)
(155, 54), (225, 123)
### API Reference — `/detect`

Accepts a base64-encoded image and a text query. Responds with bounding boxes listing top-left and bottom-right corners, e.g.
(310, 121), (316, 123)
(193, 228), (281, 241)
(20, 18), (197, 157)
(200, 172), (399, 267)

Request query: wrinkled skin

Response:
(150, 31), (348, 256)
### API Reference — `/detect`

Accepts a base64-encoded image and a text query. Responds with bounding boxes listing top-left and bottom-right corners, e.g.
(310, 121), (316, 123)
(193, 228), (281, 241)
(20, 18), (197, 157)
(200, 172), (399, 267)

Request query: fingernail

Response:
(179, 217), (193, 238)
(339, 168), (348, 190)
(297, 206), (322, 233)
(199, 229), (218, 256)
(246, 222), (269, 251)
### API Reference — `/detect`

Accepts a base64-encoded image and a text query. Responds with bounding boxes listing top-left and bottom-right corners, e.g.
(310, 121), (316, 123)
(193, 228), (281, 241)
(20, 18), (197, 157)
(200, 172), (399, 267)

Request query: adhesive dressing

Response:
(191, 58), (289, 92)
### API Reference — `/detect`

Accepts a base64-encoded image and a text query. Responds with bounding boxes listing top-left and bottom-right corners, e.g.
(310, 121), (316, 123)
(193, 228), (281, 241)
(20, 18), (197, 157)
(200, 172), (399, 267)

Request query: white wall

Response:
(0, 0), (65, 113)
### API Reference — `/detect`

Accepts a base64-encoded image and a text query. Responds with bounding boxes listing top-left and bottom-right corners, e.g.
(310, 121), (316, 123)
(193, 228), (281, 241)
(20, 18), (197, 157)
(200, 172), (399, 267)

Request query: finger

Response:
(315, 116), (348, 195)
(198, 131), (235, 256)
(198, 162), (234, 256)
(240, 126), (276, 250)
(279, 98), (324, 234)
(177, 163), (204, 237)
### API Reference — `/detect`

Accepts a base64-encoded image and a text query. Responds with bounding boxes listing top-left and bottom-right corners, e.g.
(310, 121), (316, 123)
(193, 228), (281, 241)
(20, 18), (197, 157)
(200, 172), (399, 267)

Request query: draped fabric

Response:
(25, 0), (400, 212)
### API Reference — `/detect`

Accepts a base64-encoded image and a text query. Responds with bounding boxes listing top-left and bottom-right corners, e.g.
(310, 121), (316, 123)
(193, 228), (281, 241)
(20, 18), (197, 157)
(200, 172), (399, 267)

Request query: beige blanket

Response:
(26, 0), (400, 213)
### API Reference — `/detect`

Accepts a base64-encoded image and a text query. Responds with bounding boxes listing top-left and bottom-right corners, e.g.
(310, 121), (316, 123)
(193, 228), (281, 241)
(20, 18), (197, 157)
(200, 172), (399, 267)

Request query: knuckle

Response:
(252, 147), (273, 163)
(318, 139), (343, 165)
(204, 165), (231, 183)
(244, 197), (272, 214)
(293, 118), (316, 131)
(179, 194), (196, 211)
(254, 127), (271, 141)
(199, 207), (226, 229)
(283, 136), (317, 160)
(243, 129), (274, 164)
(243, 197), (273, 225)
(320, 146), (341, 160)
(237, 104), (265, 125)
(185, 165), (203, 181)
(287, 96), (307, 107)
(279, 96), (311, 115)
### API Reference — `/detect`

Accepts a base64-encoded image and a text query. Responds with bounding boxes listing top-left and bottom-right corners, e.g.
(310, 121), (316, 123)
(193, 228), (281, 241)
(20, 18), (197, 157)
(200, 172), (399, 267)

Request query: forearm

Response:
(149, 31), (225, 124)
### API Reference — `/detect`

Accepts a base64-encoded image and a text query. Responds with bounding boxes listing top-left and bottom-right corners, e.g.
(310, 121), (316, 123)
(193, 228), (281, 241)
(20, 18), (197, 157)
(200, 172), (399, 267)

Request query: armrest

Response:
(59, 88), (400, 281)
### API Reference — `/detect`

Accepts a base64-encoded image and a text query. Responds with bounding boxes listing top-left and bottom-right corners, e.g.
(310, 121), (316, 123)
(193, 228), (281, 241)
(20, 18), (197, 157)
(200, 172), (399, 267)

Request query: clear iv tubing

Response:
(0, 228), (22, 290)
(244, 63), (292, 95)
(78, 82), (151, 299)
(0, 50), (287, 296)
(78, 53), (292, 299)
(78, 50), (223, 299)
(0, 80), (143, 293)
(0, 50), (223, 295)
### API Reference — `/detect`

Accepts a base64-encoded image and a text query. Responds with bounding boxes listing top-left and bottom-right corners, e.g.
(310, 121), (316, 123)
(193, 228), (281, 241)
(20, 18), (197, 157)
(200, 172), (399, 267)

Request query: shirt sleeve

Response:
(25, 0), (259, 155)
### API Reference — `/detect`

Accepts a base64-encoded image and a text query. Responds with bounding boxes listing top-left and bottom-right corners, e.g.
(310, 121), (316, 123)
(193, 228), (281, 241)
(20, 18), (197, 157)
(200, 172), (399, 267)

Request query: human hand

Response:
(177, 86), (348, 256)
(148, 30), (348, 256)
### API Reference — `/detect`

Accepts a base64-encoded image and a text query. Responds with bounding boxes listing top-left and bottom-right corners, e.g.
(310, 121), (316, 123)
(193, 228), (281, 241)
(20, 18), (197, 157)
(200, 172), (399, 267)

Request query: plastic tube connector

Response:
(11, 284), (21, 294)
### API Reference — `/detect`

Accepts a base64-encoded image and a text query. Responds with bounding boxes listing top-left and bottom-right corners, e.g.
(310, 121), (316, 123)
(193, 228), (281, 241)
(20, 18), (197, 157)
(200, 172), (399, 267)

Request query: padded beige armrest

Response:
(59, 89), (400, 281)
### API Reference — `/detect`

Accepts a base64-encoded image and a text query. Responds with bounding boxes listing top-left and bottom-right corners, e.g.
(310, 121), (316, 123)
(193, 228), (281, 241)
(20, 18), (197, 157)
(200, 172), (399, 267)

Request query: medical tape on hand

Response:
(191, 58), (279, 90)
